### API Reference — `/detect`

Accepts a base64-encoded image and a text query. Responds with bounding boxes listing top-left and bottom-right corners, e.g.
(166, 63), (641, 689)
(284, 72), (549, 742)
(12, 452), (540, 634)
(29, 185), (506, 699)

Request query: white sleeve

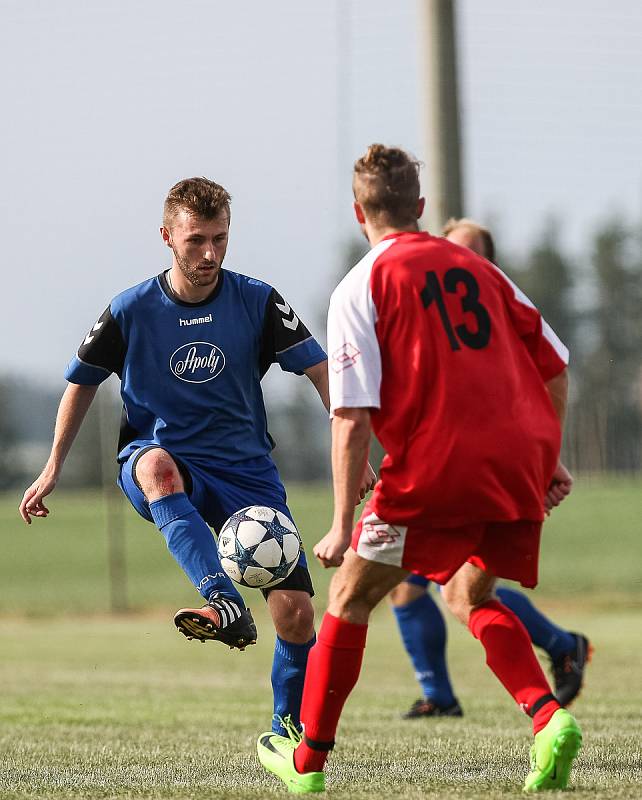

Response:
(327, 240), (394, 415)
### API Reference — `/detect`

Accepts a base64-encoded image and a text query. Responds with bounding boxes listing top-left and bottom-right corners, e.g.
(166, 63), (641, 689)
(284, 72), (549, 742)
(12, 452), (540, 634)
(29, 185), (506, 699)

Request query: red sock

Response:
(468, 599), (560, 734)
(294, 612), (368, 774)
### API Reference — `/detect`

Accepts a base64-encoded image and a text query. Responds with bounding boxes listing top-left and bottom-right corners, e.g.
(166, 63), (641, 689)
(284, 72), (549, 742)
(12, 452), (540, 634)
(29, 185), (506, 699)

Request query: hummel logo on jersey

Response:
(83, 320), (104, 345)
(170, 342), (226, 383)
(331, 342), (360, 373)
(275, 300), (299, 330)
(179, 313), (213, 327)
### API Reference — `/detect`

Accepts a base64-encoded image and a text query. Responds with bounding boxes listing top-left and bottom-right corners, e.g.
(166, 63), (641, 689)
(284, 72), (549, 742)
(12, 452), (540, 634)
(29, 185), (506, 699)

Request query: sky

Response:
(1, 0), (641, 385)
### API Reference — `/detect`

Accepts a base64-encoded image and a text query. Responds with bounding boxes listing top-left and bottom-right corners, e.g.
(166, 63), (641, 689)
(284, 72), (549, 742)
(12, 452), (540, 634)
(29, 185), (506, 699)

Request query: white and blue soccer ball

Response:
(217, 506), (301, 589)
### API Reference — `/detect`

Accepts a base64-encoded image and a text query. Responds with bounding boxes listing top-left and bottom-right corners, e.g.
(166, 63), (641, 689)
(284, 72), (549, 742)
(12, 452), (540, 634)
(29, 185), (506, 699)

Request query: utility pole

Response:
(98, 383), (128, 613)
(336, 0), (352, 232)
(419, 0), (464, 233)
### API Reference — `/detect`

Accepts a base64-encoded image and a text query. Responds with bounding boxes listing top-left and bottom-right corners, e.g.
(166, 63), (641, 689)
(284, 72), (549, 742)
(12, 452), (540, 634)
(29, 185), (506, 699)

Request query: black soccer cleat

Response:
(551, 632), (592, 707)
(173, 595), (257, 650)
(402, 697), (464, 719)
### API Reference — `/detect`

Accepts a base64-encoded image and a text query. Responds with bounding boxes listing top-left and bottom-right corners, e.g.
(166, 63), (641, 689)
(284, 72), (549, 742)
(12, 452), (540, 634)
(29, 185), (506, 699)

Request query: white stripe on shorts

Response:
(355, 512), (408, 567)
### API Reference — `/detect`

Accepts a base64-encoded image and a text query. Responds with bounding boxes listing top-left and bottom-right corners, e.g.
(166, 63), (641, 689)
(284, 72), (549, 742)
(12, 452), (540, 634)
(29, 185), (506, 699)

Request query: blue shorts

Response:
(118, 445), (309, 573)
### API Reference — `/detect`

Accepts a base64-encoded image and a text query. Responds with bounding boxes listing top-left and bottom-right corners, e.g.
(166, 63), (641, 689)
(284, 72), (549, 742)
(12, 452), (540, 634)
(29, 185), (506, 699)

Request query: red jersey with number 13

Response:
(327, 231), (568, 527)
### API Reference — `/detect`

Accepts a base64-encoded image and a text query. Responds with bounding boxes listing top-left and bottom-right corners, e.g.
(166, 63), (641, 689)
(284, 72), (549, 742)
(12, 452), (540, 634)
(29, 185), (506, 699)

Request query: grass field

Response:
(1, 479), (641, 798)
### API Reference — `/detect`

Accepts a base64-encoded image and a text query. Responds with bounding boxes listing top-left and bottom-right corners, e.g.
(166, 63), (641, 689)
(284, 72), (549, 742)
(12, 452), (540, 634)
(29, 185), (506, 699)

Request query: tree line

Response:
(503, 217), (642, 473)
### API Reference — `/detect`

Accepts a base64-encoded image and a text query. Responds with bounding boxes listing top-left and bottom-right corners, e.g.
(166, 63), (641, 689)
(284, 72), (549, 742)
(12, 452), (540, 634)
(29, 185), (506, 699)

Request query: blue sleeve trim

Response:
(64, 355), (111, 385)
(277, 338), (327, 375)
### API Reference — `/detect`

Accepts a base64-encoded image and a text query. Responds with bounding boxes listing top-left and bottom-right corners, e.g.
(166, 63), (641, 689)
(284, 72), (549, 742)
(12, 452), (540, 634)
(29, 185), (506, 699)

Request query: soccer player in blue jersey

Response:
(389, 218), (591, 719)
(19, 176), (375, 737)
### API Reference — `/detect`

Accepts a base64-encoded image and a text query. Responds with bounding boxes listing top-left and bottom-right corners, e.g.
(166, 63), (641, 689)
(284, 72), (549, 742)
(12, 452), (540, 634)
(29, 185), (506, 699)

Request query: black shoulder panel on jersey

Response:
(77, 306), (127, 378)
(258, 288), (313, 377)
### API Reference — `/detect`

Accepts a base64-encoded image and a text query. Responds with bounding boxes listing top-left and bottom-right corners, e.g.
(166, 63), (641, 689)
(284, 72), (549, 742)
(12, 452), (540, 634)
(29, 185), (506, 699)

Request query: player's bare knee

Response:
(441, 582), (471, 625)
(329, 595), (373, 624)
(463, 581), (496, 617)
(280, 606), (315, 643)
(388, 581), (424, 608)
(329, 556), (405, 622)
(443, 578), (495, 625)
(271, 592), (315, 643)
(328, 578), (378, 623)
(443, 583), (485, 624)
(468, 586), (496, 616)
(442, 562), (496, 624)
(134, 448), (184, 500)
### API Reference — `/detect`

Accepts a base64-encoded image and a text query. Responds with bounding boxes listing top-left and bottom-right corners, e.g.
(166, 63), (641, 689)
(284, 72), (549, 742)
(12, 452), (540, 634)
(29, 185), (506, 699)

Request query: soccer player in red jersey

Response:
(389, 218), (591, 720)
(256, 145), (582, 793)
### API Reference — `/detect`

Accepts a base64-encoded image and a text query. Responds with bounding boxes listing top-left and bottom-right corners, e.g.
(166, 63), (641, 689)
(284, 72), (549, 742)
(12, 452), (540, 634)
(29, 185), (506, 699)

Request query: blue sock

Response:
(392, 593), (456, 707)
(149, 492), (244, 605)
(271, 635), (316, 734)
(496, 587), (575, 660)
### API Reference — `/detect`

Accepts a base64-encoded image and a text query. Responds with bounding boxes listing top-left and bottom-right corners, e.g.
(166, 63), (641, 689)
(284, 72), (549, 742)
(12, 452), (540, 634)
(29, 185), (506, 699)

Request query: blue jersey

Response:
(65, 269), (326, 465)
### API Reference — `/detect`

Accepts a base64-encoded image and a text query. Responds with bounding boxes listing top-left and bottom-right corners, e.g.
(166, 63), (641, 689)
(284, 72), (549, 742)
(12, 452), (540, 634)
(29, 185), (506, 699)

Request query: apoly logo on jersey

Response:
(170, 342), (226, 383)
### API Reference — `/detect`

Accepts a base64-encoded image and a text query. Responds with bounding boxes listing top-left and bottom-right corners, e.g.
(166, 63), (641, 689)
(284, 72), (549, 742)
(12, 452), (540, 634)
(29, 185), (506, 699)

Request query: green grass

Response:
(1, 479), (641, 797)
(0, 608), (640, 798)
(2, 477), (641, 614)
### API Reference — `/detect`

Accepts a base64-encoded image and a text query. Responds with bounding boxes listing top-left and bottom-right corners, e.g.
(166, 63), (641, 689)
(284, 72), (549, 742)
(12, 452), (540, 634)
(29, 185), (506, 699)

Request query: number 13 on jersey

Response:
(419, 268), (491, 351)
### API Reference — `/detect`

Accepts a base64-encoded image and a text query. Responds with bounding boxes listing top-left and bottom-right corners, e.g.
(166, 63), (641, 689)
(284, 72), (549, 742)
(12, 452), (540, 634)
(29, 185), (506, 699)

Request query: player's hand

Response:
(19, 471), (58, 524)
(545, 461), (573, 513)
(314, 526), (352, 568)
(356, 461), (377, 504)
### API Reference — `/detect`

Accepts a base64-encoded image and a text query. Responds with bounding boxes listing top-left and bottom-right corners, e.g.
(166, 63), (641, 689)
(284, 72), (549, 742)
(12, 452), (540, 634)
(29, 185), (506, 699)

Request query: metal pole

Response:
(419, 0), (465, 233)
(336, 0), (352, 230)
(98, 384), (128, 613)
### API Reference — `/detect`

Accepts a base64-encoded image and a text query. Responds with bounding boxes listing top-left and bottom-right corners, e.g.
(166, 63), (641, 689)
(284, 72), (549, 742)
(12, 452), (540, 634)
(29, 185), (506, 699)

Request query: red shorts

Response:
(351, 501), (542, 588)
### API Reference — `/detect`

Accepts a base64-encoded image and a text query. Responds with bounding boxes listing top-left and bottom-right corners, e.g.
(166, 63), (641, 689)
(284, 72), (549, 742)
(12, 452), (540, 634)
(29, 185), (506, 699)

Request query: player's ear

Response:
(160, 226), (172, 248)
(417, 197), (426, 219)
(353, 202), (366, 225)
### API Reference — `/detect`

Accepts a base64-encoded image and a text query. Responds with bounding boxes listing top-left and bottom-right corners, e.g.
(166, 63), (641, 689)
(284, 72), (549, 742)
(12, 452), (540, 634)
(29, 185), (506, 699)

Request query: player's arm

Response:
(304, 359), (330, 409)
(318, 259), (384, 566)
(19, 304), (126, 524)
(314, 406), (371, 568)
(546, 368), (568, 426)
(19, 383), (98, 523)
(544, 367), (573, 511)
(304, 360), (377, 502)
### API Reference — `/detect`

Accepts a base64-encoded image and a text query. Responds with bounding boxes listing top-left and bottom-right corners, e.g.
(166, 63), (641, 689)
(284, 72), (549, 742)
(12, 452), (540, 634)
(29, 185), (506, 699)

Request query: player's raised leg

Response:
(257, 549), (407, 792)
(442, 562), (581, 791)
(120, 446), (256, 649)
(389, 576), (462, 718)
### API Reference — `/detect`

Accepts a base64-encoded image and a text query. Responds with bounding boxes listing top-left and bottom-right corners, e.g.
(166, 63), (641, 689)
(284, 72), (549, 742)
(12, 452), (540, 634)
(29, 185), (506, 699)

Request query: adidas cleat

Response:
(552, 633), (592, 707)
(523, 708), (582, 792)
(402, 697), (463, 719)
(174, 595), (257, 650)
(257, 731), (325, 794)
